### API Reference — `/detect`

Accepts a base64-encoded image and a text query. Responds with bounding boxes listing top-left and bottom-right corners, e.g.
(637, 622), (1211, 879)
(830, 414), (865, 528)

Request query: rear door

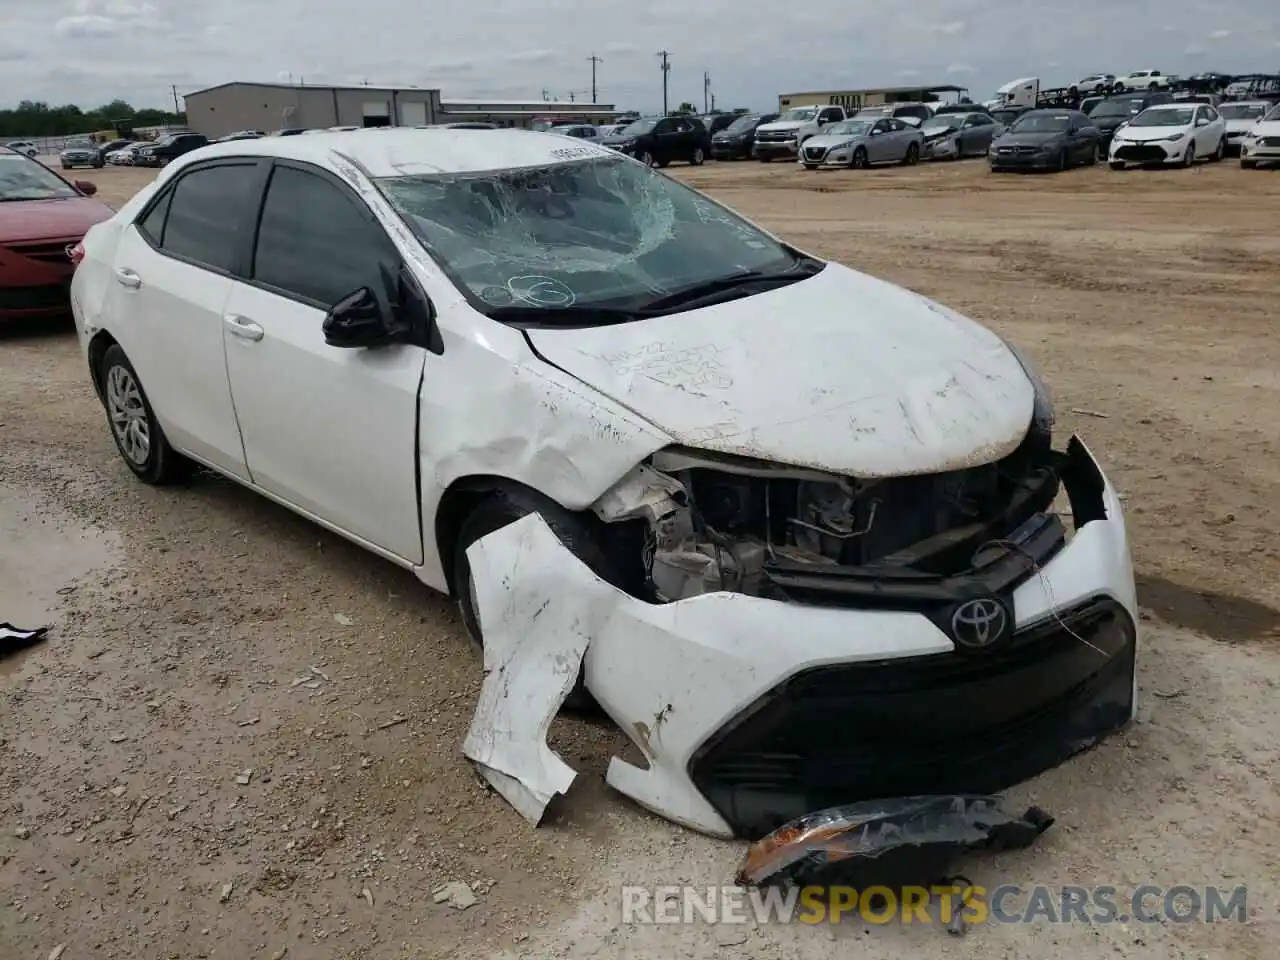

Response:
(220, 161), (426, 562)
(103, 159), (264, 478)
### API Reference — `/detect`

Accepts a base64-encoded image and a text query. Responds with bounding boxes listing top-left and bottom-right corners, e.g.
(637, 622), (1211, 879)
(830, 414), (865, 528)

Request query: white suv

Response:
(1114, 70), (1173, 92)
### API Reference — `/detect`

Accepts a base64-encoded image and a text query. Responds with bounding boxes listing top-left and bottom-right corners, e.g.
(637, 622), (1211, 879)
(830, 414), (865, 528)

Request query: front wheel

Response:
(902, 142), (919, 165)
(1210, 138), (1225, 163)
(639, 150), (656, 167)
(453, 491), (613, 711)
(851, 147), (869, 169)
(1241, 157), (1257, 169)
(1109, 161), (1125, 171)
(1183, 142), (1196, 167)
(1056, 150), (1068, 172)
(99, 345), (192, 485)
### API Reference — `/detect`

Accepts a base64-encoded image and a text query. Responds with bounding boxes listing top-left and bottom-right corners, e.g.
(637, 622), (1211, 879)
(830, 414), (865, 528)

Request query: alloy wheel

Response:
(106, 365), (150, 466)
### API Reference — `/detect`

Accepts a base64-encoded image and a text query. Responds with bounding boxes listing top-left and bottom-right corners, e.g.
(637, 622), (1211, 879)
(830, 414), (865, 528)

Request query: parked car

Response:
(0, 147), (113, 320)
(1108, 102), (1226, 168)
(1088, 92), (1175, 153)
(696, 114), (738, 136)
(990, 105), (1032, 127)
(597, 123), (630, 137)
(97, 139), (137, 165)
(752, 104), (848, 160)
(5, 141), (39, 158)
(1218, 101), (1270, 155)
(553, 124), (601, 143)
(1238, 102), (1280, 168)
(1078, 96), (1106, 117)
(214, 130), (265, 142)
(134, 132), (210, 167)
(59, 138), (102, 170)
(854, 102), (934, 126)
(988, 110), (1100, 172)
(1072, 74), (1117, 95)
(919, 112), (1003, 160)
(600, 115), (709, 167)
(709, 113), (778, 160)
(801, 116), (922, 168)
(1113, 69), (1174, 92)
(109, 142), (146, 165)
(68, 128), (1138, 836)
(933, 102), (992, 117)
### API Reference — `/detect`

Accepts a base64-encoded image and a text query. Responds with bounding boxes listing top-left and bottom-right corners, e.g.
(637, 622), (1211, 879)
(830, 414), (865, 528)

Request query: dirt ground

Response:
(2, 156), (1278, 959)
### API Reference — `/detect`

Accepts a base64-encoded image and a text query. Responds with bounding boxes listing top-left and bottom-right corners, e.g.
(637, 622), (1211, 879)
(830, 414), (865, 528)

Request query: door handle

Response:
(224, 314), (264, 341)
(114, 268), (141, 289)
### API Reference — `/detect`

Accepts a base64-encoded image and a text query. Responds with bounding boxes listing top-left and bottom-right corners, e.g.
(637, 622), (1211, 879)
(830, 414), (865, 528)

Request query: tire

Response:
(1241, 157), (1257, 169)
(639, 150), (656, 167)
(690, 146), (705, 165)
(758, 155), (773, 162)
(1056, 150), (1068, 172)
(99, 345), (192, 485)
(802, 163), (818, 170)
(1113, 83), (1126, 93)
(1210, 138), (1225, 163)
(1085, 143), (1099, 166)
(851, 147), (869, 169)
(1110, 161), (1125, 171)
(902, 142), (919, 166)
(453, 490), (614, 710)
(60, 163), (69, 170)
(1183, 141), (1195, 167)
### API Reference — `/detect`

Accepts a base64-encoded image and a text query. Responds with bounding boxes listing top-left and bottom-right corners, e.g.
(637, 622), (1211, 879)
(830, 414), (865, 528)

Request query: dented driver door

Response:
(222, 161), (426, 564)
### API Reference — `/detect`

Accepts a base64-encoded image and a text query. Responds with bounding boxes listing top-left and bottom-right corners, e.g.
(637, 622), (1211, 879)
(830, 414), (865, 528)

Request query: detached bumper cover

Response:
(470, 436), (1137, 839)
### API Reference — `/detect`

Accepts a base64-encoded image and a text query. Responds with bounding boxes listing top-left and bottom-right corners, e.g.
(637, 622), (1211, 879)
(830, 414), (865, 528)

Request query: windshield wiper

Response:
(486, 304), (644, 328)
(636, 258), (823, 313)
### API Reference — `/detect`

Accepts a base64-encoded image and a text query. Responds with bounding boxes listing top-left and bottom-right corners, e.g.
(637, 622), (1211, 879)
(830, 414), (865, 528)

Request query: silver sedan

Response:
(799, 117), (923, 169)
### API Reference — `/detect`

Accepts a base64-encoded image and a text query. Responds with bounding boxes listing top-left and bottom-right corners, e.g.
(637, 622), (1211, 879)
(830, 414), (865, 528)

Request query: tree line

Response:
(0, 99), (185, 138)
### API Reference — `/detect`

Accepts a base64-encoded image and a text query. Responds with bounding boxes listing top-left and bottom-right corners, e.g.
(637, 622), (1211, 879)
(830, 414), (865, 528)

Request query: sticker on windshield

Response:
(506, 275), (576, 307)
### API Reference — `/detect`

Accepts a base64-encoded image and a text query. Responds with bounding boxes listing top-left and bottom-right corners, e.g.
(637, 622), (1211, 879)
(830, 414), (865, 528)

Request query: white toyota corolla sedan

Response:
(70, 129), (1138, 839)
(1108, 102), (1227, 168)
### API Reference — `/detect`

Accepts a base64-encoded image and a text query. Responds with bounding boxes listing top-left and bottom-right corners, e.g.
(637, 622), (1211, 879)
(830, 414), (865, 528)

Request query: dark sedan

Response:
(989, 110), (1101, 172)
(600, 115), (710, 167)
(1088, 92), (1174, 153)
(709, 112), (779, 160)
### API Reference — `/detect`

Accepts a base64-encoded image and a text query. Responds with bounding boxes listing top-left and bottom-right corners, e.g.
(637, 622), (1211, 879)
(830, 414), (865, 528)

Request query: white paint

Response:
(526, 265), (1035, 477)
(461, 515), (592, 823)
(361, 100), (390, 119)
(399, 101), (428, 127)
(1108, 102), (1227, 167)
(468, 441), (1136, 836)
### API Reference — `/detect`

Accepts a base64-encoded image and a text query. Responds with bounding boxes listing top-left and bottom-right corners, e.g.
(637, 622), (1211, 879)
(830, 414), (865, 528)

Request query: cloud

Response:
(932, 21), (966, 35)
(506, 48), (555, 64)
(1208, 28), (1231, 39)
(896, 68), (921, 79)
(55, 15), (119, 38)
(946, 62), (976, 75)
(602, 41), (639, 55)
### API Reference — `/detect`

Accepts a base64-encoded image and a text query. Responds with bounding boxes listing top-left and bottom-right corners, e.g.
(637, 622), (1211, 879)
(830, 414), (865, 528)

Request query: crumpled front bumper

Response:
(470, 436), (1137, 839)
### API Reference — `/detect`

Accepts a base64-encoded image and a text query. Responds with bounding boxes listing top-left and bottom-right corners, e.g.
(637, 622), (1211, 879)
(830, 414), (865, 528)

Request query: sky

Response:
(2, 0), (1279, 113)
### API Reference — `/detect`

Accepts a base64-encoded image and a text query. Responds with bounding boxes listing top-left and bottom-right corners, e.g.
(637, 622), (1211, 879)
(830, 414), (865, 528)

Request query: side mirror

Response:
(74, 180), (98, 196)
(323, 287), (398, 348)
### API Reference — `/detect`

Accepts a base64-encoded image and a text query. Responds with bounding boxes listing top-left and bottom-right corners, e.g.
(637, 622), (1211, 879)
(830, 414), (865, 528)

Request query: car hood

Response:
(996, 131), (1065, 147)
(1249, 120), (1280, 137)
(802, 133), (866, 150)
(921, 126), (961, 141)
(1224, 118), (1262, 133)
(1114, 124), (1190, 143)
(0, 196), (114, 243)
(524, 263), (1035, 477)
(756, 121), (806, 133)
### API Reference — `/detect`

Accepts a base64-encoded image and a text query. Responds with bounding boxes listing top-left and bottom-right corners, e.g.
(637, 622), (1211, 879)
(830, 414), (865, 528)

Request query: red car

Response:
(0, 146), (114, 320)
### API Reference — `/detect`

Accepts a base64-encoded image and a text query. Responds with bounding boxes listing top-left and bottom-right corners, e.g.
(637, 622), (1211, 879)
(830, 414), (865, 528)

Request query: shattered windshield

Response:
(0, 153), (79, 201)
(377, 156), (815, 323)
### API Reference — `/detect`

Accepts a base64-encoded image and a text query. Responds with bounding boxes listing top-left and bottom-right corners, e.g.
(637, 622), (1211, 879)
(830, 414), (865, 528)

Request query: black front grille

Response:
(803, 147), (825, 161)
(0, 283), (70, 310)
(1260, 137), (1280, 147)
(5, 240), (74, 265)
(688, 597), (1137, 839)
(1115, 143), (1169, 163)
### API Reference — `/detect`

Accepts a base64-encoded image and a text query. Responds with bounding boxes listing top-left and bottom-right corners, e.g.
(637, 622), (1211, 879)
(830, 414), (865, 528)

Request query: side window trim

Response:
(130, 158), (270, 278)
(245, 158), (400, 312)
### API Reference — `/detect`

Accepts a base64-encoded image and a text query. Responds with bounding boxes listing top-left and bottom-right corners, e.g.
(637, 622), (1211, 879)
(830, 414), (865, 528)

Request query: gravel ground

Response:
(2, 158), (1278, 959)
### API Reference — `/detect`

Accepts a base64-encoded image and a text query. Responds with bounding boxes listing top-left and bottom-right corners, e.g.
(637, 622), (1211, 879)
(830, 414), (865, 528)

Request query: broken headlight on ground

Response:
(593, 425), (1063, 607)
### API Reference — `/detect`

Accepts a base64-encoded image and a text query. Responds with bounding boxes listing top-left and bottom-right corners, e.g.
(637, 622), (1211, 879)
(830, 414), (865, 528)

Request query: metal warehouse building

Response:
(778, 83), (969, 112)
(182, 82), (620, 137)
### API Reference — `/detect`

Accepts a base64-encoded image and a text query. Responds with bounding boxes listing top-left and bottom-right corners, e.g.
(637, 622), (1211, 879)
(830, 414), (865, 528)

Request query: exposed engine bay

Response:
(593, 428), (1064, 603)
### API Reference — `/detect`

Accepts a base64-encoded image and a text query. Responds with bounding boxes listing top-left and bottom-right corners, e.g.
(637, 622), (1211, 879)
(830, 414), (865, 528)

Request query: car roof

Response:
(166, 127), (619, 177)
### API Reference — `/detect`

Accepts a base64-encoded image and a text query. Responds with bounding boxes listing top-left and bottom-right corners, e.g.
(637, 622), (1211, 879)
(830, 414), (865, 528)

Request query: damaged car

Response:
(70, 129), (1139, 840)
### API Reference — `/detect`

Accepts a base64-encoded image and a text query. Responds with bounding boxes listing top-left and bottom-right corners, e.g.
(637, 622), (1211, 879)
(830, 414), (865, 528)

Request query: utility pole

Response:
(587, 54), (602, 103)
(656, 51), (671, 115)
(703, 72), (710, 113)
(541, 88), (550, 102)
(171, 84), (180, 117)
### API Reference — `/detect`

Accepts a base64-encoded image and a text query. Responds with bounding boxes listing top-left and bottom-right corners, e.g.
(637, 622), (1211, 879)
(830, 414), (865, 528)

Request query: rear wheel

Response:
(690, 146), (705, 165)
(1210, 138), (1225, 163)
(453, 491), (614, 710)
(98, 345), (192, 485)
(902, 142), (919, 165)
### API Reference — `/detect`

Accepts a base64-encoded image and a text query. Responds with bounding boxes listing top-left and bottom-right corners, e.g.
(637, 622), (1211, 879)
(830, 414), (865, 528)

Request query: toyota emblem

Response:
(64, 243), (78, 260)
(950, 598), (1009, 649)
